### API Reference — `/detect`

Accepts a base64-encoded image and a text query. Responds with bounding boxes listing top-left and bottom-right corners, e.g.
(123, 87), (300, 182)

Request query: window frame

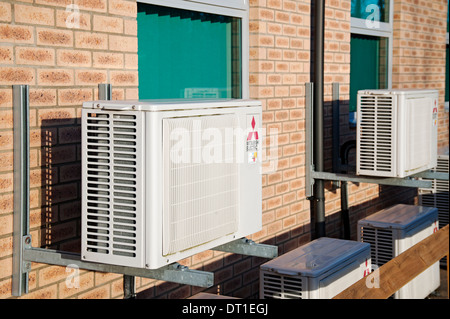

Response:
(350, 0), (394, 90)
(445, 20), (449, 112)
(137, 0), (250, 99)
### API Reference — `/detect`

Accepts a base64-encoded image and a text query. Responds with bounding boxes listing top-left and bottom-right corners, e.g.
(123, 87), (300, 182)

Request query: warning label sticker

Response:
(432, 99), (438, 127)
(246, 115), (259, 163)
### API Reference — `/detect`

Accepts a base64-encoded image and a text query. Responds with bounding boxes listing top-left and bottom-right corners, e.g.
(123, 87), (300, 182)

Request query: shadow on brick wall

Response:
(36, 114), (417, 299)
(38, 119), (81, 253)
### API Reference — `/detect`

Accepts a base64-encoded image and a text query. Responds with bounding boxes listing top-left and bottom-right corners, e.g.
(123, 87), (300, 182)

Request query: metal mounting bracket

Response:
(22, 246), (214, 288)
(213, 238), (278, 259)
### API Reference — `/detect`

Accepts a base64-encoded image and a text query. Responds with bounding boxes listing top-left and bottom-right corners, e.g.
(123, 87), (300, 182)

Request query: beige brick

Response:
(75, 31), (108, 50)
(20, 285), (58, 299)
(124, 19), (137, 35)
(38, 107), (76, 126)
(58, 88), (93, 105)
(109, 34), (137, 52)
(0, 46), (13, 64)
(93, 14), (123, 33)
(56, 9), (91, 30)
(30, 89), (57, 107)
(38, 265), (68, 286)
(14, 4), (55, 26)
(124, 53), (137, 69)
(0, 89), (12, 108)
(37, 68), (74, 86)
(92, 52), (123, 69)
(0, 2), (11, 22)
(110, 70), (138, 86)
(75, 70), (107, 85)
(0, 258), (12, 279)
(75, 0), (107, 12)
(0, 131), (13, 151)
(109, 0), (137, 17)
(57, 49), (92, 67)
(36, 0), (73, 7)
(0, 236), (12, 258)
(15, 47), (55, 66)
(79, 285), (110, 299)
(0, 67), (35, 85)
(0, 23), (34, 44)
(37, 28), (73, 47)
(58, 272), (94, 299)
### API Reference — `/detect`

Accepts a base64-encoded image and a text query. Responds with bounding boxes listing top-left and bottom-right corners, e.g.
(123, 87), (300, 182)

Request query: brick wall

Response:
(0, 0), (138, 299)
(0, 0), (448, 299)
(392, 0), (449, 149)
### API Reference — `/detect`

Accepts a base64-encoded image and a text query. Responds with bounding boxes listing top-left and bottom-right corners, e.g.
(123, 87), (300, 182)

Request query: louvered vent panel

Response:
(359, 227), (393, 268)
(419, 155), (449, 229)
(261, 272), (303, 299)
(162, 115), (239, 256)
(83, 110), (144, 267)
(358, 95), (394, 175)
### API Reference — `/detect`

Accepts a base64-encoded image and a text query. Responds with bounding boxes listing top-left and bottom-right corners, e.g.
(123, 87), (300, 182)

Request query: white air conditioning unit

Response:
(260, 238), (371, 299)
(357, 89), (438, 177)
(81, 99), (262, 269)
(418, 153), (449, 266)
(358, 204), (440, 299)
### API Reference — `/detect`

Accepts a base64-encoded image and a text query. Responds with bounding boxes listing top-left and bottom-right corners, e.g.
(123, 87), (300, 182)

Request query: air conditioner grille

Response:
(419, 155), (449, 228)
(359, 227), (393, 267)
(358, 95), (394, 175)
(261, 272), (303, 299)
(162, 115), (239, 256)
(84, 111), (143, 264)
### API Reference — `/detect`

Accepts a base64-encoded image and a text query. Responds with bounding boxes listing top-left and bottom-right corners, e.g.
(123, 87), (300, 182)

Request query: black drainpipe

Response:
(340, 140), (356, 240)
(312, 0), (326, 239)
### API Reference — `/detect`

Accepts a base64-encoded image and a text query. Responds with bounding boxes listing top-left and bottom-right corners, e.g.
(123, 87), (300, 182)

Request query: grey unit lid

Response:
(82, 98), (261, 112)
(260, 237), (370, 278)
(358, 204), (438, 230)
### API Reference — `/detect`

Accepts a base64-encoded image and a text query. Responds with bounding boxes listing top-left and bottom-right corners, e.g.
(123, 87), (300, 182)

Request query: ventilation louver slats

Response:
(358, 95), (394, 175)
(261, 272), (303, 299)
(83, 111), (144, 267)
(359, 227), (393, 268)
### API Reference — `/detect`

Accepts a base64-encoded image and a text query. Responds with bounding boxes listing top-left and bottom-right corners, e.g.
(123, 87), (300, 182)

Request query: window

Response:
(349, 0), (393, 116)
(136, 0), (248, 100)
(350, 34), (389, 112)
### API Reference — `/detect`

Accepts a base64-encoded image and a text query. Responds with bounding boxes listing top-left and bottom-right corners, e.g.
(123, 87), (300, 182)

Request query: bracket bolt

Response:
(24, 237), (31, 245)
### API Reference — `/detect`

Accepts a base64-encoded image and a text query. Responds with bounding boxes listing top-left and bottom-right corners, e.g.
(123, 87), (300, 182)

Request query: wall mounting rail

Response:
(11, 84), (278, 297)
(304, 82), (448, 199)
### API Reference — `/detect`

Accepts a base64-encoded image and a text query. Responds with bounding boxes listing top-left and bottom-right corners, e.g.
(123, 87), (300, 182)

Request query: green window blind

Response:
(350, 34), (389, 112)
(137, 3), (241, 100)
(351, 0), (390, 23)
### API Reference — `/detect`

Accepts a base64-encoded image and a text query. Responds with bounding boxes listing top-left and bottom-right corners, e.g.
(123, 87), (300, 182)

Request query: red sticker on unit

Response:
(432, 100), (438, 126)
(246, 115), (259, 163)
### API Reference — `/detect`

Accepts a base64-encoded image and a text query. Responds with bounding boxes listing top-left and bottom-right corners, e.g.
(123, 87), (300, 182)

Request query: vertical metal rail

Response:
(12, 85), (30, 297)
(305, 83), (314, 198)
(98, 83), (112, 100)
(332, 83), (340, 175)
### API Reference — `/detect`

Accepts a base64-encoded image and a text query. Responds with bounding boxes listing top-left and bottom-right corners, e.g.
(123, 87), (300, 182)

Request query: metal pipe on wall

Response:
(313, 0), (326, 239)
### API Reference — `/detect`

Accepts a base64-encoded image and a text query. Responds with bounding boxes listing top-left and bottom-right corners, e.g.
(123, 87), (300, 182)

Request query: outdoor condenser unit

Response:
(357, 89), (438, 177)
(81, 99), (262, 269)
(260, 238), (371, 299)
(418, 153), (449, 266)
(358, 204), (440, 299)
